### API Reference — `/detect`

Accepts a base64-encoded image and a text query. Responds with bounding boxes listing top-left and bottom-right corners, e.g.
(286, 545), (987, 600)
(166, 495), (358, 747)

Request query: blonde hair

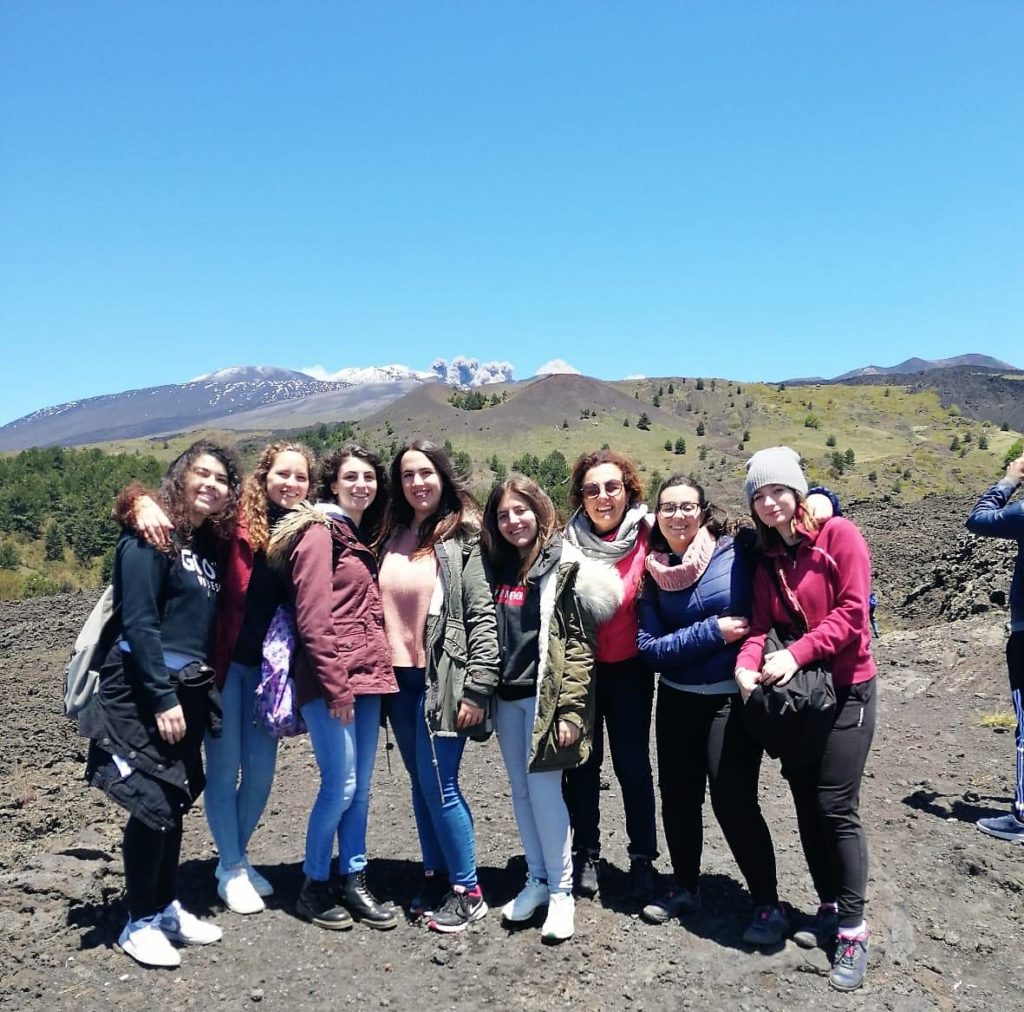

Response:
(242, 441), (316, 552)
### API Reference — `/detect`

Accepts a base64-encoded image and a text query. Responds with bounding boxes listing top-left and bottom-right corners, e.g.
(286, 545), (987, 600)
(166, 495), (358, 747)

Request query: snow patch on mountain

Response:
(300, 363), (432, 384)
(536, 359), (582, 376)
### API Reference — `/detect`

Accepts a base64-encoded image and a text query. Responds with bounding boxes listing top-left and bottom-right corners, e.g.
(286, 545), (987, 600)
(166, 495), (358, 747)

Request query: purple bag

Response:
(256, 605), (307, 738)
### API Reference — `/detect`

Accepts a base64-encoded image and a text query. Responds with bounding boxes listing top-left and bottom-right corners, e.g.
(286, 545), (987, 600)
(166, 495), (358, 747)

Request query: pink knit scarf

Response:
(645, 526), (717, 591)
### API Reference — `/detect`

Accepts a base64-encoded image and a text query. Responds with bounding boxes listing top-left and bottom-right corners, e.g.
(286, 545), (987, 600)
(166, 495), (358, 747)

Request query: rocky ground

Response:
(2, 493), (1023, 1011)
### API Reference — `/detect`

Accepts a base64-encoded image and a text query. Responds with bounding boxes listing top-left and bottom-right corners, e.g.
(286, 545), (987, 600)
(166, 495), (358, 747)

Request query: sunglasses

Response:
(581, 480), (624, 500)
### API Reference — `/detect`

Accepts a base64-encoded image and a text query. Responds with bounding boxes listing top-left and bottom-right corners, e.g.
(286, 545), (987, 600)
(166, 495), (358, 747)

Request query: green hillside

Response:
(3, 375), (1020, 601)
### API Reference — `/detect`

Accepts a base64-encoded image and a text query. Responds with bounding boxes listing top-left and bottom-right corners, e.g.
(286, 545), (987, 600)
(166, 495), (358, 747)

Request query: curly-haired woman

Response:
(114, 440), (314, 915)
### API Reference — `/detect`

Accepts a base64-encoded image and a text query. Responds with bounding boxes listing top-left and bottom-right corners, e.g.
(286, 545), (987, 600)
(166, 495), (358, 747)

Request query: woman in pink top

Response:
(735, 446), (876, 993)
(561, 448), (658, 904)
(378, 440), (499, 934)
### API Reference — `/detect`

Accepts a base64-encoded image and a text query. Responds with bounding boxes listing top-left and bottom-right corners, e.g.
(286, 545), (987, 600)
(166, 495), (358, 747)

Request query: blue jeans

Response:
(495, 695), (572, 891)
(338, 695), (383, 874)
(203, 662), (278, 870)
(387, 667), (478, 888)
(300, 697), (357, 882)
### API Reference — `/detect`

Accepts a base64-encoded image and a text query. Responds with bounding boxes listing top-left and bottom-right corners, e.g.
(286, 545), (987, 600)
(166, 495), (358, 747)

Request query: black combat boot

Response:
(338, 870), (397, 930)
(297, 876), (353, 930)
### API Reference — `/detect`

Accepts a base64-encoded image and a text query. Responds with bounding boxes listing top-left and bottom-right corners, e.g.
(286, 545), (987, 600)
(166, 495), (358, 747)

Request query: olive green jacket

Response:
(423, 535), (500, 738)
(508, 542), (623, 772)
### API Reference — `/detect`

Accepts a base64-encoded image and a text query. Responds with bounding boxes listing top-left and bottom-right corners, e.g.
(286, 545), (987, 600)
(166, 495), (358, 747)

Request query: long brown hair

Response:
(242, 441), (316, 552)
(482, 474), (559, 583)
(382, 439), (478, 554)
(157, 440), (242, 545)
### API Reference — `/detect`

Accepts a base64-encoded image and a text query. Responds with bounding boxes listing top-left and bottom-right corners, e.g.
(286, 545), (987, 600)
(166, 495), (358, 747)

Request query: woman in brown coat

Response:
(268, 444), (398, 930)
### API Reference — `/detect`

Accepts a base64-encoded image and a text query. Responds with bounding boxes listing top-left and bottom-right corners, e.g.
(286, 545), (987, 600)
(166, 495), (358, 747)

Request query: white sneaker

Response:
(243, 859), (274, 897)
(500, 876), (550, 922)
(217, 865), (265, 914)
(541, 891), (575, 942)
(160, 900), (223, 945)
(118, 915), (181, 968)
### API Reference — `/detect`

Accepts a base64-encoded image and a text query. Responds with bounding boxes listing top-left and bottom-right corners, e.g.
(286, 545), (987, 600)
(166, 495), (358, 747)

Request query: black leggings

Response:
(785, 677), (876, 929)
(656, 686), (778, 903)
(122, 815), (183, 921)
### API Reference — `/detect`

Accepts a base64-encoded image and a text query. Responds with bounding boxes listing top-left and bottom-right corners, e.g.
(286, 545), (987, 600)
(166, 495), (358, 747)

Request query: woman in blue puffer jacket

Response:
(637, 474), (785, 947)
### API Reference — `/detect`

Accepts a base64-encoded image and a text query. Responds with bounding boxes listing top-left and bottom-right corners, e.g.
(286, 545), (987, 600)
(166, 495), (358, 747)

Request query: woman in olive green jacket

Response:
(378, 440), (499, 934)
(482, 475), (621, 941)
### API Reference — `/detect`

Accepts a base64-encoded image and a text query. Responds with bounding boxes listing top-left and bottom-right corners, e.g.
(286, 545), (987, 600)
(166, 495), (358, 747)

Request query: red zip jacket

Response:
(209, 515), (255, 690)
(735, 516), (876, 689)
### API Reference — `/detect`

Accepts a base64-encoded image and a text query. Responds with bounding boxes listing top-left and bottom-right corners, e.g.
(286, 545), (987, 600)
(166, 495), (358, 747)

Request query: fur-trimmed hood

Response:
(266, 501), (330, 569)
(558, 541), (623, 624)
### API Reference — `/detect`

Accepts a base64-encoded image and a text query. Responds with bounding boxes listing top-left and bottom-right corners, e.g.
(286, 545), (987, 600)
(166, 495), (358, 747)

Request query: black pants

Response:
(656, 686), (778, 903)
(1006, 631), (1024, 821)
(785, 676), (876, 929)
(563, 657), (658, 859)
(122, 814), (183, 921)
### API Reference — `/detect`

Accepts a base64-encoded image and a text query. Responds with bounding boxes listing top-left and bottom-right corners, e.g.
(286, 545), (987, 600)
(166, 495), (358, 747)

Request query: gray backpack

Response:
(64, 586), (121, 717)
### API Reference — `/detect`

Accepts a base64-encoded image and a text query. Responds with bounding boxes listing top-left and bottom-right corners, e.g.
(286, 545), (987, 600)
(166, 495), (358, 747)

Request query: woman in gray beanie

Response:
(735, 446), (877, 993)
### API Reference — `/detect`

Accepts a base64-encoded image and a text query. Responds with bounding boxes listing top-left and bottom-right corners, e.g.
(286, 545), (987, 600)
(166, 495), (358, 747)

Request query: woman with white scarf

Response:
(562, 449), (659, 903)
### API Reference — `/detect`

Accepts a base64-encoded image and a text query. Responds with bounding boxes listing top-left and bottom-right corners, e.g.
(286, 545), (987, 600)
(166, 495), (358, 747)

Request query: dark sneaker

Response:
(829, 931), (869, 991)
(628, 857), (656, 902)
(792, 903), (839, 949)
(410, 873), (449, 919)
(741, 903), (789, 947)
(640, 886), (700, 925)
(427, 885), (488, 934)
(574, 854), (600, 898)
(977, 813), (1024, 844)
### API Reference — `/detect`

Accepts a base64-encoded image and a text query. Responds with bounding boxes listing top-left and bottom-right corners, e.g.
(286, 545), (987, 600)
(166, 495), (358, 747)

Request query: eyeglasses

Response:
(657, 501), (702, 517)
(581, 480), (624, 500)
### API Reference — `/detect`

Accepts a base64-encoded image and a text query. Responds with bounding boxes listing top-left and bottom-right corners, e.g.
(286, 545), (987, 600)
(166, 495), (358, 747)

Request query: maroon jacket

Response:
(736, 516), (876, 689)
(269, 505), (396, 711)
(209, 515), (256, 690)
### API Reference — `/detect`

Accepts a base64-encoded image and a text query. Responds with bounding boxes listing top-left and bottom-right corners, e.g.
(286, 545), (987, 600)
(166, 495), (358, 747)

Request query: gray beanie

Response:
(743, 446), (808, 506)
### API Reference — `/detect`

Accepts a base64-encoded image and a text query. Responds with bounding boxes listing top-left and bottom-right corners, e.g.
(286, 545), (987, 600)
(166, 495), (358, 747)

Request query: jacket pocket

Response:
(335, 618), (368, 655)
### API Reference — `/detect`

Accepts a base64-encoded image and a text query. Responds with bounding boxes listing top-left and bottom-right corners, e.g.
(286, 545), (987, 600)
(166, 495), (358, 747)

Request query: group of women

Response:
(80, 436), (877, 992)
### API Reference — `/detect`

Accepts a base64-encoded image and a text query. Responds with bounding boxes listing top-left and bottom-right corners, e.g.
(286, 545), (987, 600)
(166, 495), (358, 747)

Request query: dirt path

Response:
(2, 493), (1023, 1010)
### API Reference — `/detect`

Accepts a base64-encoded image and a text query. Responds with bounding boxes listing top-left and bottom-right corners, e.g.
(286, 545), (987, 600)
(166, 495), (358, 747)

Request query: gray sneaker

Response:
(977, 813), (1024, 844)
(829, 931), (869, 991)
(741, 903), (789, 947)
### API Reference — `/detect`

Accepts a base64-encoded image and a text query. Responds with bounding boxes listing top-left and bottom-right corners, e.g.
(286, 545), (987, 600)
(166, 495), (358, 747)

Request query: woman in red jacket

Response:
(735, 446), (876, 993)
(268, 443), (398, 931)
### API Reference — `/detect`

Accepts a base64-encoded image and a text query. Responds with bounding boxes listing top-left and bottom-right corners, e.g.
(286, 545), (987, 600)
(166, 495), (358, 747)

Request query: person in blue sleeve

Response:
(966, 452), (1024, 845)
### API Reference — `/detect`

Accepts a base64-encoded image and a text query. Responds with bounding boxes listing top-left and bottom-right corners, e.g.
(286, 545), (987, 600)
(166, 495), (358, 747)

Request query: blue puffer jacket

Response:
(637, 535), (753, 692)
(966, 477), (1024, 632)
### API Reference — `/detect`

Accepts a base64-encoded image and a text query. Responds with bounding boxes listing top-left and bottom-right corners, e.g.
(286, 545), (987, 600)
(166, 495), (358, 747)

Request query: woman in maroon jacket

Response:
(268, 443), (398, 931)
(115, 440), (314, 917)
(735, 446), (876, 992)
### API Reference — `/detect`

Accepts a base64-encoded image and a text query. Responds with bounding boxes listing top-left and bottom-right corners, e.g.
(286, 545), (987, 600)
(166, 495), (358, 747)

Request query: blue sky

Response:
(1, 2), (1021, 425)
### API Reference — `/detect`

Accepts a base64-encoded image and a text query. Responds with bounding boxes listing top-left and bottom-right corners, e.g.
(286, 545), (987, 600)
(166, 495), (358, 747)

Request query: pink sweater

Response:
(379, 528), (438, 669)
(736, 517), (876, 688)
